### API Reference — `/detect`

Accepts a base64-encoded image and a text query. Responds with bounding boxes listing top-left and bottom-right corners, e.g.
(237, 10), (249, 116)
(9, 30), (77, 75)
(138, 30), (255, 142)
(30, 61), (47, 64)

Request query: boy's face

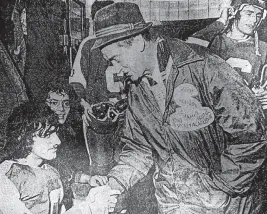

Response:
(31, 132), (61, 161)
(46, 91), (70, 124)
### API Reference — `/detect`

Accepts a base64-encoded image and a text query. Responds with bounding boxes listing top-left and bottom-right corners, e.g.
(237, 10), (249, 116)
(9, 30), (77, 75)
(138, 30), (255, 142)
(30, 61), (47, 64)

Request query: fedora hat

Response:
(91, 2), (152, 50)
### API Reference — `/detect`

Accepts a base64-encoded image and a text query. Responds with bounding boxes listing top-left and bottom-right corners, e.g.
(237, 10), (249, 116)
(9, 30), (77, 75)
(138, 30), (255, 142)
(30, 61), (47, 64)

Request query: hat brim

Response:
(91, 22), (153, 50)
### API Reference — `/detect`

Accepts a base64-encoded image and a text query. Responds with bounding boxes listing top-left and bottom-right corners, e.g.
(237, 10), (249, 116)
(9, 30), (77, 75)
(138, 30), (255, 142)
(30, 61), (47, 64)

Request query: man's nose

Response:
(251, 14), (258, 23)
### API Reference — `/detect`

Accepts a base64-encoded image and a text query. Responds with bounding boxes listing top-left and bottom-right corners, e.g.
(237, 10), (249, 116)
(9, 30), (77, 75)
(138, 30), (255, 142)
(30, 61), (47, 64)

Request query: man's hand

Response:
(86, 185), (121, 214)
(218, 6), (235, 26)
(90, 175), (108, 187)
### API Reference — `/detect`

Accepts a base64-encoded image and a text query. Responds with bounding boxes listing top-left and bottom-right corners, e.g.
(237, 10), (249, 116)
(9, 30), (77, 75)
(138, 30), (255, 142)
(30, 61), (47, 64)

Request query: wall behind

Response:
(112, 0), (222, 22)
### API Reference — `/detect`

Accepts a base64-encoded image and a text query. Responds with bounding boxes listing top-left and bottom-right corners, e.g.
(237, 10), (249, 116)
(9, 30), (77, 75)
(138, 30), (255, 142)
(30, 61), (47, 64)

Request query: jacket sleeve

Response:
(205, 57), (267, 196)
(108, 109), (154, 191)
(186, 20), (225, 47)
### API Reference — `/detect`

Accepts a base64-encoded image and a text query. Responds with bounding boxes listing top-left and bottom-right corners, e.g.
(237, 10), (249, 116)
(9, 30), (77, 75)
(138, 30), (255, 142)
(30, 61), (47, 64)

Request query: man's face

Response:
(236, 5), (263, 35)
(31, 132), (61, 161)
(101, 38), (145, 82)
(46, 91), (70, 124)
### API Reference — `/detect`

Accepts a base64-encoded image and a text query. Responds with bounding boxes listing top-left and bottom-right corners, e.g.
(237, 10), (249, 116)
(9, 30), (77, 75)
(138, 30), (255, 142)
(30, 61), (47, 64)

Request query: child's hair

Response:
(3, 102), (59, 161)
(46, 80), (73, 99)
(44, 79), (83, 124)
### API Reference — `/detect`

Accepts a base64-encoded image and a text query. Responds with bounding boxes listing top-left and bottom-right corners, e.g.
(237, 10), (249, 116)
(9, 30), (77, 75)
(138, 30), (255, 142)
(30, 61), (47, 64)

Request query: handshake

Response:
(70, 175), (124, 214)
(79, 185), (121, 214)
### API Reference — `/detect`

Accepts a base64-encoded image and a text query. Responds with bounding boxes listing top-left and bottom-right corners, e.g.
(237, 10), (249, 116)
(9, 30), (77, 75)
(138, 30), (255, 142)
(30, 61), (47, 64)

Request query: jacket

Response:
(108, 37), (267, 213)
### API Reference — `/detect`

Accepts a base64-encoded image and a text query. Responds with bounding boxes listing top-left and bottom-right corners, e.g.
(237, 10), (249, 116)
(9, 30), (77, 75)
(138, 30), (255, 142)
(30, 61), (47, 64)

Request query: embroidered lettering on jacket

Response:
(170, 83), (214, 131)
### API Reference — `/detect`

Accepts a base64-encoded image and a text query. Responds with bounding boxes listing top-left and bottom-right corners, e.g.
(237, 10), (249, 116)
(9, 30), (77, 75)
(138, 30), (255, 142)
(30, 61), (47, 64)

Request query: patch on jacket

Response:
(170, 83), (214, 131)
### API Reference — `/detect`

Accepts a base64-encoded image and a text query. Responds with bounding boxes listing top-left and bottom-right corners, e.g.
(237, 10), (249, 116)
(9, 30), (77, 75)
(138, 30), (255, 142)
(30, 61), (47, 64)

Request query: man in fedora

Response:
(92, 2), (267, 213)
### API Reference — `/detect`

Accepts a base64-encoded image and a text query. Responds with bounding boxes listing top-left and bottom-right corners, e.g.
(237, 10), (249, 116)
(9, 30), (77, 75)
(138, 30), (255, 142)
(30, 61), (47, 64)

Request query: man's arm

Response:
(206, 56), (267, 196)
(107, 109), (154, 192)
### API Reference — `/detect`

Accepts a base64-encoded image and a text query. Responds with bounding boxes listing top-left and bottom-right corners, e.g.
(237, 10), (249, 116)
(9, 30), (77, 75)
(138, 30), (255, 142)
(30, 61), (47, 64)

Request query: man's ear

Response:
(133, 34), (145, 52)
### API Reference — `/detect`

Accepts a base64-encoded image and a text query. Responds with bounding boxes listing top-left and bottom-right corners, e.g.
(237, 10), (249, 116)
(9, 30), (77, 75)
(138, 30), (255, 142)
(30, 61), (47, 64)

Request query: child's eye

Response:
(51, 101), (58, 106)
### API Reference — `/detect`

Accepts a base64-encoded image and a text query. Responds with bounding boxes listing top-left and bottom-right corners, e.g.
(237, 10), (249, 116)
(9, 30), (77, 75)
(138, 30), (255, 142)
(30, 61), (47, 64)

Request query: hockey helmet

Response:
(231, 0), (266, 19)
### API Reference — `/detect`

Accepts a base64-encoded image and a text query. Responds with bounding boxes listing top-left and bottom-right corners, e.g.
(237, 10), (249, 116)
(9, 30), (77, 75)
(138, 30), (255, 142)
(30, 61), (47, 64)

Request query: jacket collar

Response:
(138, 37), (204, 85)
(164, 37), (204, 67)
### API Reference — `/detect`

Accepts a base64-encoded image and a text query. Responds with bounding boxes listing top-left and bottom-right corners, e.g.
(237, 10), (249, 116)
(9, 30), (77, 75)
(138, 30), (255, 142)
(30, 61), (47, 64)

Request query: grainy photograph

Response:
(1, 0), (267, 213)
